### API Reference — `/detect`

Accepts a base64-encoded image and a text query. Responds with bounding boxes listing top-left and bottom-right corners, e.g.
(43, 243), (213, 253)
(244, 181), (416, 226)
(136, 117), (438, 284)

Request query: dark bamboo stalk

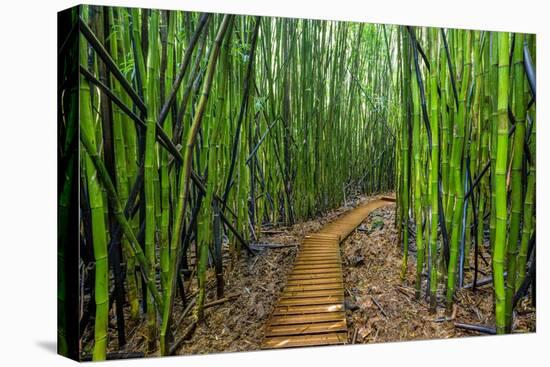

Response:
(454, 322), (496, 335)
(523, 40), (536, 100)
(222, 17), (261, 207)
(156, 13), (210, 127)
(79, 17), (146, 113)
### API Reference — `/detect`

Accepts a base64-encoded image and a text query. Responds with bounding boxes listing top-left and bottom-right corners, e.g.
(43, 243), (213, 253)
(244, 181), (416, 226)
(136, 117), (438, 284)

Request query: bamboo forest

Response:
(57, 4), (536, 361)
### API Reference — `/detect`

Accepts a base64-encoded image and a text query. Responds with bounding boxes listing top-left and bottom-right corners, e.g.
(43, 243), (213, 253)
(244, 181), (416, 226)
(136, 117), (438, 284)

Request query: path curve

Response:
(262, 196), (395, 349)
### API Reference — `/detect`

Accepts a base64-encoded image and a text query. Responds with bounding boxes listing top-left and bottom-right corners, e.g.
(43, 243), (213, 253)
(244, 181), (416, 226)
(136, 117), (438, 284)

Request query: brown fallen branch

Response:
(372, 296), (387, 318)
(169, 321), (198, 355)
(454, 322), (496, 335)
(204, 293), (240, 308)
(395, 285), (416, 296)
(451, 304), (458, 320)
(430, 305), (458, 323)
(394, 286), (428, 309)
(176, 298), (197, 328)
(168, 294), (240, 355)
(352, 328), (359, 344)
(175, 280), (221, 322)
(250, 256), (260, 269)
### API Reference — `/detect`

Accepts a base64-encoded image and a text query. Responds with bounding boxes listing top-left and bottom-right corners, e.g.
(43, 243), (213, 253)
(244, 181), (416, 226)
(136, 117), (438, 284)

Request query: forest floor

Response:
(91, 193), (535, 358)
(341, 205), (536, 345)
(172, 194), (378, 355)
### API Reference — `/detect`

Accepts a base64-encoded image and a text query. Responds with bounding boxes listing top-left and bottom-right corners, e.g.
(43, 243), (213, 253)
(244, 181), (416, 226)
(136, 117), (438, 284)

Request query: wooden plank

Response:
(288, 272), (342, 280)
(301, 241), (338, 245)
(302, 240), (338, 244)
(296, 254), (340, 259)
(281, 289), (344, 298)
(269, 311), (345, 325)
(298, 250), (338, 254)
(294, 261), (341, 266)
(292, 268), (342, 274)
(293, 262), (341, 268)
(291, 265), (341, 272)
(296, 253), (339, 258)
(285, 283), (343, 292)
(265, 320), (347, 336)
(262, 332), (347, 349)
(298, 243), (340, 252)
(297, 251), (340, 260)
(298, 248), (338, 253)
(273, 303), (344, 315)
(290, 269), (342, 276)
(290, 268), (342, 275)
(305, 234), (339, 239)
(296, 257), (339, 261)
(287, 276), (342, 285)
(277, 295), (344, 306)
(302, 239), (338, 242)
(294, 259), (341, 267)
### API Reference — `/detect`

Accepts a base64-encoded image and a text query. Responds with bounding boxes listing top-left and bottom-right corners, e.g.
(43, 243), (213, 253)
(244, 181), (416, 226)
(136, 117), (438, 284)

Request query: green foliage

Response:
(76, 5), (535, 357)
(396, 27), (536, 330)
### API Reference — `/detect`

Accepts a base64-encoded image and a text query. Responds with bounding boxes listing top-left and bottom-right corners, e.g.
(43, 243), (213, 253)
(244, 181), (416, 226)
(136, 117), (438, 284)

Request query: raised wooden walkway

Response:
(261, 196), (395, 349)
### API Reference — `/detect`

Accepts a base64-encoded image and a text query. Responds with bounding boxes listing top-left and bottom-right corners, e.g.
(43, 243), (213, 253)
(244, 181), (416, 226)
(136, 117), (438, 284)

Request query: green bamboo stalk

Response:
(143, 9), (159, 353)
(476, 31), (491, 291)
(130, 8), (146, 99)
(493, 31), (510, 335)
(108, 9), (136, 327)
(446, 30), (471, 313)
(159, 10), (175, 297)
(465, 31), (483, 275)
(516, 102), (535, 291)
(79, 129), (163, 311)
(411, 50), (424, 298)
(79, 32), (109, 361)
(160, 14), (232, 356)
(489, 32), (499, 252)
(505, 33), (526, 331)
(400, 26), (411, 281)
(118, 7), (140, 321)
(428, 28), (440, 311)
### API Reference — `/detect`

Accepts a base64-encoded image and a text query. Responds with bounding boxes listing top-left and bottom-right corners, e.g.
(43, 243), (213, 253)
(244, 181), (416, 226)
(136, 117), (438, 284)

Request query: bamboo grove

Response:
(395, 28), (536, 334)
(58, 4), (536, 361)
(58, 5), (398, 360)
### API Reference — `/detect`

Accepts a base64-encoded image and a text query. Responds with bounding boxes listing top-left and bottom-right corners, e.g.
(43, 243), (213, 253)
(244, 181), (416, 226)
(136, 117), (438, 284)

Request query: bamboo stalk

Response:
(505, 33), (526, 332)
(79, 25), (109, 360)
(493, 32), (510, 334)
(428, 28), (440, 311)
(160, 14), (233, 356)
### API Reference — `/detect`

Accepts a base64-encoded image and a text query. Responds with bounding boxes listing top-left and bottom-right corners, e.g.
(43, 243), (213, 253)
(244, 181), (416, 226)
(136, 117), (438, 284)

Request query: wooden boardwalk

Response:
(261, 196), (395, 349)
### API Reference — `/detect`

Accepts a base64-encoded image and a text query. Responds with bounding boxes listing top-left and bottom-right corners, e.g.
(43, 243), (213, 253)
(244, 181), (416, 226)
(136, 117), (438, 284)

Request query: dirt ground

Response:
(341, 203), (536, 345)
(173, 194), (378, 355)
(87, 193), (535, 358)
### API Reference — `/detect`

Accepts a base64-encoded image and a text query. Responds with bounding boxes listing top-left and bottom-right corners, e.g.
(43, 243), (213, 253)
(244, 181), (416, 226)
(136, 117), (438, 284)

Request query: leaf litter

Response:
(91, 194), (534, 357)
